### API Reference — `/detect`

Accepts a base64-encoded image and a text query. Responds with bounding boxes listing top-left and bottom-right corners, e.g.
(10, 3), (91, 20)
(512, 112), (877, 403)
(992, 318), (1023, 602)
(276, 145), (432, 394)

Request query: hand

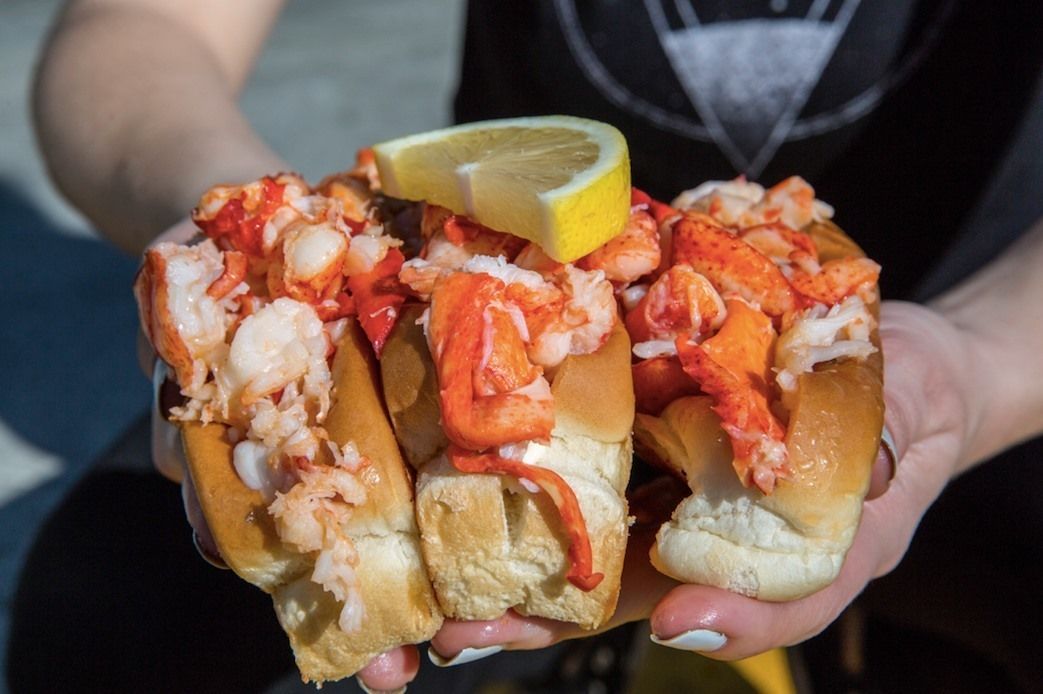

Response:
(428, 300), (974, 666)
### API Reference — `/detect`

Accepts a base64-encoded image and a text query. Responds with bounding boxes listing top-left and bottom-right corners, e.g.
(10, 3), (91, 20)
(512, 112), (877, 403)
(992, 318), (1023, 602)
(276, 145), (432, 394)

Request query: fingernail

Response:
(880, 425), (898, 479)
(356, 680), (406, 694)
(650, 629), (727, 652)
(192, 531), (229, 570)
(152, 361), (186, 483)
(427, 645), (503, 667)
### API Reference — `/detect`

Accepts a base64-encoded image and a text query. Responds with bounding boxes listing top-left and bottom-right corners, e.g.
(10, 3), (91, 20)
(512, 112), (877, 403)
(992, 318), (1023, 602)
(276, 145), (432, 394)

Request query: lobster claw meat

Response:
(346, 248), (407, 357)
(676, 298), (790, 494)
(447, 446), (603, 591)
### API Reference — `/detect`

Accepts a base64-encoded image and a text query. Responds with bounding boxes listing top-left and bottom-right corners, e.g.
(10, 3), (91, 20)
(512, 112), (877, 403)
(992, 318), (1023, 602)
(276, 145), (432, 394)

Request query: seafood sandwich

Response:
(135, 147), (639, 681)
(135, 170), (443, 684)
(628, 177), (884, 600)
(380, 200), (638, 629)
(136, 133), (884, 686)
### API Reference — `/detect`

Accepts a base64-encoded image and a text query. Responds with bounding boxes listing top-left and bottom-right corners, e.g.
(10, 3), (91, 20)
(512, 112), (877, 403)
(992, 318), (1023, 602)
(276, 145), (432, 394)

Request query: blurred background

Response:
(0, 0), (464, 689)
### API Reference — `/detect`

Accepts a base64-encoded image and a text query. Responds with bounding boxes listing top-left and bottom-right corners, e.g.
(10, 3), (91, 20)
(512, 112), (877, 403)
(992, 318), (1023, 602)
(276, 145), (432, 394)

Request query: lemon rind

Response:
(372, 116), (631, 262)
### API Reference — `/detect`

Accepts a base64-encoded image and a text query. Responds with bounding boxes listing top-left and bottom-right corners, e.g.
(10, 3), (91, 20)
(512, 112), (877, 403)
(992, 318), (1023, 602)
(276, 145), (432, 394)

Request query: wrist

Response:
(121, 123), (289, 253)
(930, 296), (1039, 472)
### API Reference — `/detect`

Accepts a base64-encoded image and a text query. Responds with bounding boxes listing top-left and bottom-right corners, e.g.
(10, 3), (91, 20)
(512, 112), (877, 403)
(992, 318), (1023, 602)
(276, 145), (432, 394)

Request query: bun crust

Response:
(380, 305), (449, 468)
(639, 221), (884, 600)
(182, 319), (442, 683)
(381, 313), (634, 629)
(181, 421), (307, 590)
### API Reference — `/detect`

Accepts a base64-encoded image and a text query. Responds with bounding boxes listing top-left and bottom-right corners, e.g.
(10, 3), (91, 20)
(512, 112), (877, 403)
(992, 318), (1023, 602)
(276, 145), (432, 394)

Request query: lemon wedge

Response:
(372, 116), (631, 262)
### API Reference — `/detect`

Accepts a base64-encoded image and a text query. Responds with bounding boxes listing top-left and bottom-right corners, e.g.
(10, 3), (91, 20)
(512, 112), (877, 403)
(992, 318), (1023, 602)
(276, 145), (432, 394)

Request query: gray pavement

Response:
(0, 0), (464, 689)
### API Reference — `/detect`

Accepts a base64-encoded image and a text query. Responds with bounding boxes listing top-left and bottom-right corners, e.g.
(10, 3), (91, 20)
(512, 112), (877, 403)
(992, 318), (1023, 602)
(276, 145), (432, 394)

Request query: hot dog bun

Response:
(381, 306), (634, 629)
(182, 319), (442, 683)
(637, 221), (884, 600)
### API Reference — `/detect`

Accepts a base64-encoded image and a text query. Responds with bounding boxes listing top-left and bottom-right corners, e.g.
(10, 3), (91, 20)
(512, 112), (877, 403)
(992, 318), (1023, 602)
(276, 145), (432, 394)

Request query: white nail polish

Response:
(427, 645), (504, 667)
(880, 425), (899, 476)
(151, 361), (186, 483)
(650, 629), (727, 652)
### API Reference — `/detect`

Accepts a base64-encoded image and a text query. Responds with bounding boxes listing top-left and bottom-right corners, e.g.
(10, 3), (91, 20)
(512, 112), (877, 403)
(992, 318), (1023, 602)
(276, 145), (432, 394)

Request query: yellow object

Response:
(631, 635), (796, 694)
(732, 649), (797, 694)
(629, 648), (754, 693)
(372, 116), (632, 262)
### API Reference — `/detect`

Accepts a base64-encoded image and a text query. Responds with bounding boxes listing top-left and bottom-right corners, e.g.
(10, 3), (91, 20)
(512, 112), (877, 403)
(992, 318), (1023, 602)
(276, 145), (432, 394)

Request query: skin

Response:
(35, 0), (1043, 689)
(33, 0), (288, 254)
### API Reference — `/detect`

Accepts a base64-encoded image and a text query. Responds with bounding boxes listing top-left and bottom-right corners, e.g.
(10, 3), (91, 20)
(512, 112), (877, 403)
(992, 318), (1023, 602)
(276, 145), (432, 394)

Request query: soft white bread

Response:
(182, 319), (442, 683)
(381, 306), (634, 629)
(272, 532), (440, 683)
(636, 221), (884, 600)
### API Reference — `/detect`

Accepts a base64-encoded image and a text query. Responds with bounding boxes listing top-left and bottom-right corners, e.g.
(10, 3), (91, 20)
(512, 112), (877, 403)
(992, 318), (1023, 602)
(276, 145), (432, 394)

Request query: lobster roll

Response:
(629, 177), (885, 601)
(135, 169), (442, 685)
(379, 208), (640, 629)
(382, 300), (634, 629)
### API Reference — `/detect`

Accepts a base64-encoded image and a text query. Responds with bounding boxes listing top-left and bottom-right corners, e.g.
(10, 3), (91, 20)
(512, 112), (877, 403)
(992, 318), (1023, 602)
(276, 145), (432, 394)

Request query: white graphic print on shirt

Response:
(554, 0), (950, 177)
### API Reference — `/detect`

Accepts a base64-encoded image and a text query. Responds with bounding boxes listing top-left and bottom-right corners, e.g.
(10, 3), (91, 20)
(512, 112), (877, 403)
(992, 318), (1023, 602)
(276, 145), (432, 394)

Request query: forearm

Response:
(929, 218), (1043, 472)
(33, 0), (287, 254)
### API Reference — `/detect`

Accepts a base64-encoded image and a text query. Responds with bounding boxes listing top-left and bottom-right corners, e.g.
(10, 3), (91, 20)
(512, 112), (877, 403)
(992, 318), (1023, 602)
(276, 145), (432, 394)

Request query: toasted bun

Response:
(181, 421), (307, 590)
(379, 305), (448, 468)
(638, 221), (884, 600)
(182, 319), (442, 683)
(381, 310), (634, 629)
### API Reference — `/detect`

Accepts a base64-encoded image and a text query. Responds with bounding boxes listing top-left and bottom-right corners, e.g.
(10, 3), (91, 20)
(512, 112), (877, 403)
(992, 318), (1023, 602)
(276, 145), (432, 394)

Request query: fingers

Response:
(429, 470), (915, 667)
(154, 216), (202, 246)
(181, 477), (227, 569)
(649, 583), (843, 660)
(648, 506), (886, 660)
(356, 647), (420, 693)
(430, 612), (561, 664)
(151, 362), (186, 483)
(866, 426), (898, 499)
(865, 448), (892, 500)
(646, 467), (931, 662)
(137, 327), (157, 379)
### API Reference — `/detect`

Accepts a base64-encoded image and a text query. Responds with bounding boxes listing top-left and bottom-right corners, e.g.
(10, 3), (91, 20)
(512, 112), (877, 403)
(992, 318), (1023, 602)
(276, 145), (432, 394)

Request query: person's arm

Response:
(33, 0), (288, 254)
(35, 4), (424, 690)
(930, 219), (1043, 470)
(428, 220), (1043, 663)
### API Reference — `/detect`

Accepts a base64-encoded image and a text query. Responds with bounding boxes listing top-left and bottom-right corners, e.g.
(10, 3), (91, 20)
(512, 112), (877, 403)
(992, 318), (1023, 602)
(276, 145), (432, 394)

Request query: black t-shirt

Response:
(455, 0), (1043, 299)
(456, 7), (1043, 690)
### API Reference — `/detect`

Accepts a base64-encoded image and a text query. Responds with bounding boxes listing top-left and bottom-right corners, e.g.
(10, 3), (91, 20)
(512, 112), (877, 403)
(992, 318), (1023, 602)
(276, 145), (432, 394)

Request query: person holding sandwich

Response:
(19, 1), (1043, 692)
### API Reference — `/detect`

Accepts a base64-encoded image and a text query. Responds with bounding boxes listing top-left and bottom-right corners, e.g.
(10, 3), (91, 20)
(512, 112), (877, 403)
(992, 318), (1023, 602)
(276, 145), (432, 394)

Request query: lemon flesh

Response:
(373, 116), (631, 263)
